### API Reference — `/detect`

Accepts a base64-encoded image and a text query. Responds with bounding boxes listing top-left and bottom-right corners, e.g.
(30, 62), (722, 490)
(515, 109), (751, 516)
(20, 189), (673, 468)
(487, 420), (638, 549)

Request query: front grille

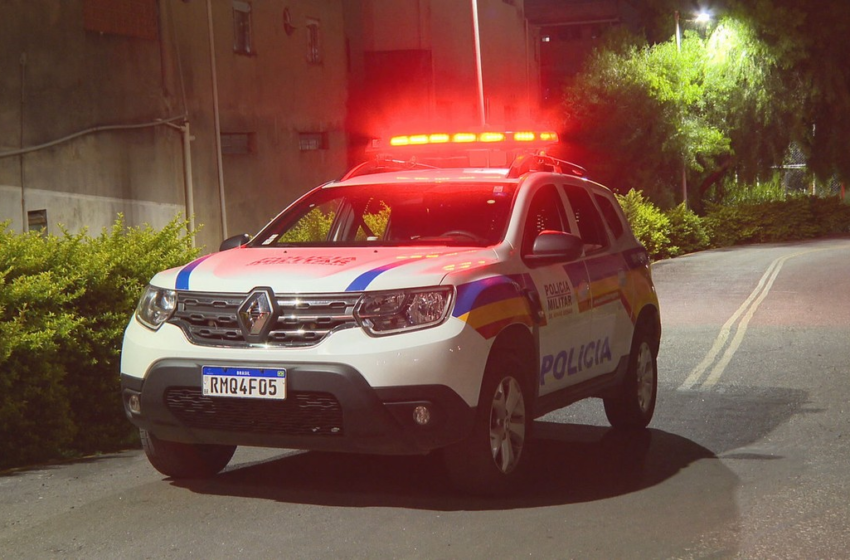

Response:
(168, 291), (361, 347)
(165, 388), (344, 436)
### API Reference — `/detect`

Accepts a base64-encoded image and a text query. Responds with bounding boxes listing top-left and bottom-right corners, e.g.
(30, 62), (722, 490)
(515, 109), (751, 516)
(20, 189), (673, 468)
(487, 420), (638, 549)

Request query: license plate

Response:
(202, 366), (287, 400)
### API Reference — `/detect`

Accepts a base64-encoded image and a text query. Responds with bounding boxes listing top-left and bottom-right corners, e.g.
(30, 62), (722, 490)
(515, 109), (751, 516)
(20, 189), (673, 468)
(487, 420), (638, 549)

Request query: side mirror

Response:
(526, 230), (584, 265)
(219, 233), (251, 252)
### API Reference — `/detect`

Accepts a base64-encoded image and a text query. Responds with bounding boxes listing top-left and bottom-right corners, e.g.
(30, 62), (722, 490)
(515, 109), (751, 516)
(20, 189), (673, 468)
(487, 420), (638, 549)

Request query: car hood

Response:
(151, 245), (501, 293)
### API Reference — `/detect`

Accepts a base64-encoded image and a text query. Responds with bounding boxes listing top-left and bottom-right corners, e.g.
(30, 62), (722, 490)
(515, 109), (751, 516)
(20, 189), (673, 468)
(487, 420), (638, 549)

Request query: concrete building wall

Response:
(525, 0), (639, 106)
(344, 0), (542, 147)
(473, 0), (540, 125)
(0, 0), (349, 250)
(0, 0), (185, 237)
(178, 0), (349, 238)
(2, 0), (538, 249)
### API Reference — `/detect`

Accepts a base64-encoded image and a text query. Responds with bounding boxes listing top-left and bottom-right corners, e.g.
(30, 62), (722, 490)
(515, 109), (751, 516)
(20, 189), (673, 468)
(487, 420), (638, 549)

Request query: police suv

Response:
(120, 130), (661, 495)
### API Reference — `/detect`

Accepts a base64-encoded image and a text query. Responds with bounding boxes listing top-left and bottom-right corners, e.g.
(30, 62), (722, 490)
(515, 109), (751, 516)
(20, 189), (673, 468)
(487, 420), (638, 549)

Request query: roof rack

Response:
(507, 151), (587, 179)
(340, 157), (438, 181)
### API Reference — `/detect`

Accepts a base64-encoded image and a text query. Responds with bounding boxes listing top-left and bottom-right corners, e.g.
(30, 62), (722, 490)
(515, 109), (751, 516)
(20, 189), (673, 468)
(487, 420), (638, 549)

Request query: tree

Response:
(562, 20), (777, 208)
(560, 30), (683, 206)
(562, 1), (850, 208)
(729, 0), (850, 184)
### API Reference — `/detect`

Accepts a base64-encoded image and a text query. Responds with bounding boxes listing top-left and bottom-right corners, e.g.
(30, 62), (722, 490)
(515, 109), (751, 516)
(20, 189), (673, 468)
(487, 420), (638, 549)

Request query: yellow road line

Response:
(678, 244), (847, 391)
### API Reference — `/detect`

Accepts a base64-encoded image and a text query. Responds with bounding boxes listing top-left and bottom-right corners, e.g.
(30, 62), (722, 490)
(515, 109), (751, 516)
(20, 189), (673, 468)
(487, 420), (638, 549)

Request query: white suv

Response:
(121, 132), (661, 495)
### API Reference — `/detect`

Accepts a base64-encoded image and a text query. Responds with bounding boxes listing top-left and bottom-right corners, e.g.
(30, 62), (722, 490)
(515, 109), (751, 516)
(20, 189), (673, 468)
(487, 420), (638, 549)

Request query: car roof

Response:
(328, 168), (518, 188)
(328, 166), (616, 197)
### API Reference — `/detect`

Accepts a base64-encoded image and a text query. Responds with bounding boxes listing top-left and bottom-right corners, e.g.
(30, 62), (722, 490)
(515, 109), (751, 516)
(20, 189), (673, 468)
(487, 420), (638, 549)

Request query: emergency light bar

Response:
(383, 130), (558, 148)
(359, 129), (565, 174)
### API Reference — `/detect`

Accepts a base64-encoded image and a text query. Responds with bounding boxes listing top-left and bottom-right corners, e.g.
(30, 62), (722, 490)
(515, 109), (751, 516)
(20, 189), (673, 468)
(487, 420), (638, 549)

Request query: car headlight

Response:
(135, 285), (178, 330)
(355, 287), (454, 336)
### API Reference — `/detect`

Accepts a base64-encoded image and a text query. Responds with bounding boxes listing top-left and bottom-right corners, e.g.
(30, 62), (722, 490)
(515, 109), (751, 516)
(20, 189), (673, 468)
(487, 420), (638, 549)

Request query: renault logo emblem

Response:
(238, 289), (274, 337)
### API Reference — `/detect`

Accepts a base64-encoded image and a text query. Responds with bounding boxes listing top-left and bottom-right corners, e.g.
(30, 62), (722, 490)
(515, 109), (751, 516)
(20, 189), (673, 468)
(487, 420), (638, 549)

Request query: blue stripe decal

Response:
(585, 254), (625, 283)
(346, 260), (411, 291)
(175, 254), (214, 290)
(454, 276), (517, 317)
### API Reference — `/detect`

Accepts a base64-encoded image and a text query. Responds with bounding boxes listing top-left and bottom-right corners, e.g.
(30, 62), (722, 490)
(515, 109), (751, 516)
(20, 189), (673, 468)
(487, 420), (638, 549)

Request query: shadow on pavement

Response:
(173, 423), (714, 511)
(173, 382), (810, 513)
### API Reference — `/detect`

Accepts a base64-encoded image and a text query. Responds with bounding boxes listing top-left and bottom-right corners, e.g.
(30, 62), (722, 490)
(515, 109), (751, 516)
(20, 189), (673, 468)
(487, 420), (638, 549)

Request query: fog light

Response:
(128, 394), (141, 414)
(412, 405), (431, 426)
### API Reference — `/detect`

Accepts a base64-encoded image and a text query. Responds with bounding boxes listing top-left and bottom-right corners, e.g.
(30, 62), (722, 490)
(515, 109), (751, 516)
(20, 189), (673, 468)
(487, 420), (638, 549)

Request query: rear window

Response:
(593, 192), (625, 240)
(561, 184), (609, 252)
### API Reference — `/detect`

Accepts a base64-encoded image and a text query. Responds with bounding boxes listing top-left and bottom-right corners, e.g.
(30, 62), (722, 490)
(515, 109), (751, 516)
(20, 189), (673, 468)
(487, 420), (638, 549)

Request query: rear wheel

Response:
(443, 352), (531, 496)
(603, 329), (657, 429)
(140, 429), (236, 479)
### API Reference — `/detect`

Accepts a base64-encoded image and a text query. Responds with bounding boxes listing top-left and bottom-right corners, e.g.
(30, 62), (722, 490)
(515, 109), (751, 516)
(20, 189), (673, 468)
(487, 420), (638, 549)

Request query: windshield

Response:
(251, 182), (517, 247)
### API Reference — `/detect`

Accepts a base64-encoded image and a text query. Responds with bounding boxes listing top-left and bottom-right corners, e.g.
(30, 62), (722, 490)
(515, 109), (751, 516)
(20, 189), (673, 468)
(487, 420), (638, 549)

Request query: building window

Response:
(306, 19), (321, 64)
(83, 0), (159, 40)
(233, 1), (254, 55)
(27, 209), (47, 234)
(299, 132), (328, 151)
(221, 132), (256, 155)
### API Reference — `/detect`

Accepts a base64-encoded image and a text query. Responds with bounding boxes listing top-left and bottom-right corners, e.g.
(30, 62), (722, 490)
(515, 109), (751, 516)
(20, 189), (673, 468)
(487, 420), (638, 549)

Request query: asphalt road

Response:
(2, 237), (849, 559)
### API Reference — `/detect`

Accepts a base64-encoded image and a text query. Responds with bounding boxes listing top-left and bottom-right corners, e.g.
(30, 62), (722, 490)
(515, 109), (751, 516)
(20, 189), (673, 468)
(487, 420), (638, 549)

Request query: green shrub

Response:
(0, 267), (80, 467)
(617, 190), (849, 258)
(702, 204), (760, 246)
(704, 196), (850, 247)
(616, 189), (675, 260)
(63, 217), (201, 453)
(665, 203), (711, 256)
(809, 197), (850, 235)
(0, 216), (199, 470)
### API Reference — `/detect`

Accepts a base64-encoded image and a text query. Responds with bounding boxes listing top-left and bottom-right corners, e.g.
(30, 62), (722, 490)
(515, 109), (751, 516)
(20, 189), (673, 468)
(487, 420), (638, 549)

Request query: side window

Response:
(561, 184), (609, 252)
(594, 192), (625, 240)
(522, 184), (569, 255)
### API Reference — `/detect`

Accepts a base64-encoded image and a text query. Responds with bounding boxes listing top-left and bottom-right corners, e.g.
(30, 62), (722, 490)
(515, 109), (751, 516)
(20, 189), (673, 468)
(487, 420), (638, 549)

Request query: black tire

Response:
(603, 328), (657, 430)
(443, 352), (531, 496)
(140, 429), (236, 479)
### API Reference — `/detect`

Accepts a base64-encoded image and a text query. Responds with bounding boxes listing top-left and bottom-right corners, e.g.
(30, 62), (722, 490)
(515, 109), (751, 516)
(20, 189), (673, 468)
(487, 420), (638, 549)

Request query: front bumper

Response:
(121, 359), (476, 455)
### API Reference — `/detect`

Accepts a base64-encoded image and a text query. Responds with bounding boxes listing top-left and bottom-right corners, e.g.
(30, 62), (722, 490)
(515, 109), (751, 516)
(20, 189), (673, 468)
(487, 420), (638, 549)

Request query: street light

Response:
(675, 10), (682, 52)
(674, 10), (712, 208)
(675, 11), (686, 207)
(471, 0), (486, 126)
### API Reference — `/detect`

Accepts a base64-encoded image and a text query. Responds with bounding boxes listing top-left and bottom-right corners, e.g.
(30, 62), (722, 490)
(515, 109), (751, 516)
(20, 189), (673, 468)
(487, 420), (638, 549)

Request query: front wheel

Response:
(140, 429), (236, 479)
(603, 329), (657, 429)
(443, 353), (531, 496)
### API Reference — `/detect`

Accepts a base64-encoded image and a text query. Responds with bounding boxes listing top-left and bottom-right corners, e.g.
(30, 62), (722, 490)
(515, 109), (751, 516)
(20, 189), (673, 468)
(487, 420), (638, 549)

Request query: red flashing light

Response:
(452, 132), (478, 143)
(386, 130), (558, 148)
(479, 132), (506, 143)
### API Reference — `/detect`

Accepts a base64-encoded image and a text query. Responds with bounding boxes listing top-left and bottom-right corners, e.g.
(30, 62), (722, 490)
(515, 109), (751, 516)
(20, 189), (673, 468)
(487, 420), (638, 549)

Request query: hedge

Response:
(618, 192), (850, 260)
(0, 216), (198, 470)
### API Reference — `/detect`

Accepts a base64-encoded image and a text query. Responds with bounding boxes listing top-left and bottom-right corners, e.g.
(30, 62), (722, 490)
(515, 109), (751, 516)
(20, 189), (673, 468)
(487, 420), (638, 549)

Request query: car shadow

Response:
(172, 422), (715, 511)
